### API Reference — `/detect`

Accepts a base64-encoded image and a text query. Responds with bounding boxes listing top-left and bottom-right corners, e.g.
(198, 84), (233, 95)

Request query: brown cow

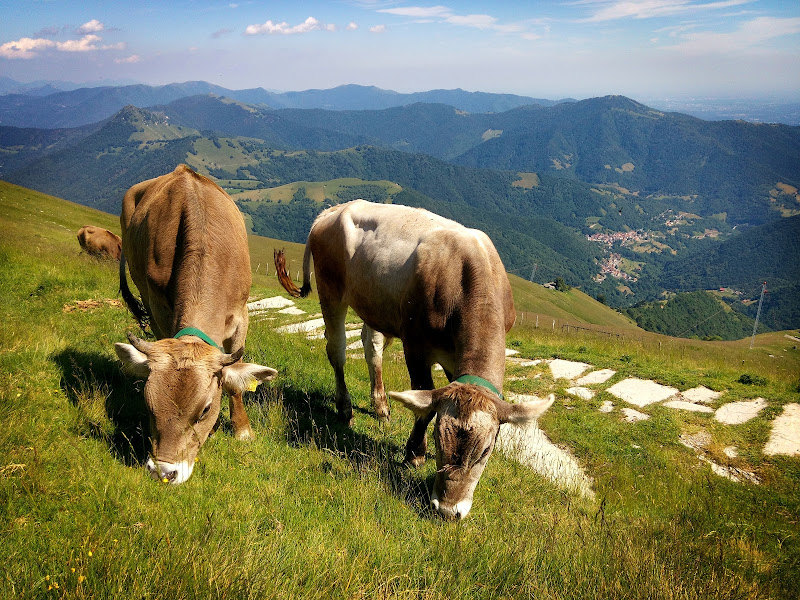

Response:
(276, 200), (553, 519)
(114, 165), (277, 484)
(77, 225), (122, 260)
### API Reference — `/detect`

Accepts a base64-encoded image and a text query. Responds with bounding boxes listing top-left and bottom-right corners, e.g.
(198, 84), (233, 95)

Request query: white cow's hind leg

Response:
(362, 325), (391, 422)
(323, 302), (352, 425)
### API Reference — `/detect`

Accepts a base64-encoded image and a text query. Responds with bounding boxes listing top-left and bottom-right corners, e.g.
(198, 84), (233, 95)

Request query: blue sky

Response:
(1, 0), (799, 100)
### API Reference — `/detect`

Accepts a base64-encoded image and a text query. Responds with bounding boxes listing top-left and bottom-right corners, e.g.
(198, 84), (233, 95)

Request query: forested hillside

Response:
(2, 91), (799, 332)
(624, 291), (768, 341)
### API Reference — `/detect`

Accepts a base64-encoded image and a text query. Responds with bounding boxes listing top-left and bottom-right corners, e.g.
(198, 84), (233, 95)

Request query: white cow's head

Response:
(390, 383), (553, 520)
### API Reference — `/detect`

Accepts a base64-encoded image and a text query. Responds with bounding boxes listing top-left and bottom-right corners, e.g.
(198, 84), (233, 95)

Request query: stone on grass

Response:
(247, 296), (295, 311)
(680, 386), (722, 404)
(549, 359), (591, 380)
(664, 400), (714, 413)
(763, 404), (800, 456)
(575, 369), (616, 386)
(621, 408), (650, 422)
(275, 318), (326, 334)
(566, 387), (595, 400)
(714, 398), (767, 425)
(607, 378), (679, 407)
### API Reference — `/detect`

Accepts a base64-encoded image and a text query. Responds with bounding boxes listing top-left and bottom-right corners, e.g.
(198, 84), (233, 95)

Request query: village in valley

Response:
(586, 209), (724, 284)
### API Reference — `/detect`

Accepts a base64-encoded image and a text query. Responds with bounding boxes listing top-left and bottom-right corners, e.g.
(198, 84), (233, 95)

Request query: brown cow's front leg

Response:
(363, 325), (391, 423)
(229, 391), (254, 440)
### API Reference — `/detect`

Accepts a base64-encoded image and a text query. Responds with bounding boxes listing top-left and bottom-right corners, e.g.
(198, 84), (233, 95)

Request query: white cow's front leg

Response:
(323, 303), (352, 425)
(362, 325), (391, 422)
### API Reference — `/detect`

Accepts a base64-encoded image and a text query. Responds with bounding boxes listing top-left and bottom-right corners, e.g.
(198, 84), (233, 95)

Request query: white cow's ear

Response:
(497, 394), (555, 424)
(388, 390), (436, 417)
(221, 362), (278, 394)
(114, 343), (151, 378)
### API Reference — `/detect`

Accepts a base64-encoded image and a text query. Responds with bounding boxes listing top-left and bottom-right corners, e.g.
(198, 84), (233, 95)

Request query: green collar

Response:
(454, 375), (504, 400)
(174, 327), (221, 350)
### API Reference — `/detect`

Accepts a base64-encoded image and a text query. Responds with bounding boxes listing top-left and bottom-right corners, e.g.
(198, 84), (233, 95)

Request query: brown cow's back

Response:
(120, 164), (251, 349)
(77, 225), (122, 260)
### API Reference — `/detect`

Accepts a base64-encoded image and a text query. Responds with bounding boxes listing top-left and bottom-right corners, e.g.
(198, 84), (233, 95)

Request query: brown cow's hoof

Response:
(235, 427), (255, 441)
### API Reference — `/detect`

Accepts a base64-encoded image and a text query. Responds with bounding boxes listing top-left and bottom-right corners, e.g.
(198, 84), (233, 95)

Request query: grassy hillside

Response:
(2, 182), (799, 599)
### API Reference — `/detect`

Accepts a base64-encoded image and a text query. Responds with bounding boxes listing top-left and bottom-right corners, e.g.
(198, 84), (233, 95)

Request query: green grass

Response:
(1, 181), (799, 599)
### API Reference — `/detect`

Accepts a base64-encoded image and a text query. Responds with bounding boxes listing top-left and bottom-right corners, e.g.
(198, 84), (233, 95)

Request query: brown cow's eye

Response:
(197, 404), (212, 422)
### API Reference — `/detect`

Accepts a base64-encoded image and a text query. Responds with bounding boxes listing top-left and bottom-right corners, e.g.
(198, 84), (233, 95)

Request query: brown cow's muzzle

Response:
(145, 456), (195, 484)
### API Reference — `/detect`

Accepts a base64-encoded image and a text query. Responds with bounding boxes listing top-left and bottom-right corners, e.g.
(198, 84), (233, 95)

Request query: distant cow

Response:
(77, 225), (122, 260)
(276, 200), (553, 519)
(115, 165), (277, 485)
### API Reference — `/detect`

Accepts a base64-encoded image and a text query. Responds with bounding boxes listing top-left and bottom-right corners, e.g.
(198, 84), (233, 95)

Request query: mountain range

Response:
(1, 81), (798, 332)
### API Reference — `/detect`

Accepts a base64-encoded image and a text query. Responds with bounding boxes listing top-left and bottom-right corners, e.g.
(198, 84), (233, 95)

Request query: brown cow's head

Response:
(114, 334), (277, 484)
(390, 383), (553, 520)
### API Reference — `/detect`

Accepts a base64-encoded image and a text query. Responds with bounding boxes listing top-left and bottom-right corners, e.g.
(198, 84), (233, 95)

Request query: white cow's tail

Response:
(274, 248), (311, 298)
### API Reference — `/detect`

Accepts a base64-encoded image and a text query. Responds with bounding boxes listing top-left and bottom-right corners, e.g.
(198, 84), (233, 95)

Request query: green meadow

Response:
(1, 181), (798, 599)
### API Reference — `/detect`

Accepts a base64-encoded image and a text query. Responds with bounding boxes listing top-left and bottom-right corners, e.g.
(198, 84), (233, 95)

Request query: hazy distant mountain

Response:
(0, 80), (562, 129)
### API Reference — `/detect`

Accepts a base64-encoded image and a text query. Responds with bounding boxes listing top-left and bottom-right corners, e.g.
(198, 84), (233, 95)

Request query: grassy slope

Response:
(1, 181), (799, 599)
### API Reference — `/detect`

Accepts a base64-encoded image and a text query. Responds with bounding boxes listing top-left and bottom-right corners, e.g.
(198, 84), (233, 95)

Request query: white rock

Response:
(599, 400), (614, 413)
(575, 369), (616, 386)
(714, 398), (767, 425)
(621, 408), (650, 422)
(247, 296), (295, 311)
(763, 404), (800, 456)
(664, 400), (714, 413)
(606, 378), (679, 407)
(278, 306), (306, 315)
(566, 387), (595, 400)
(275, 318), (326, 334)
(549, 359), (591, 380)
(680, 386), (723, 404)
(496, 418), (594, 499)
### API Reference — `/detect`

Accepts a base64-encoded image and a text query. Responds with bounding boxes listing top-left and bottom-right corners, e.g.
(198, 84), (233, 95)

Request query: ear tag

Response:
(247, 379), (259, 392)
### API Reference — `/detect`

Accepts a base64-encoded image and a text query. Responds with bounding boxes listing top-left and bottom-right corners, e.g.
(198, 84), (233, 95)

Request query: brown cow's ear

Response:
(388, 390), (437, 418)
(114, 343), (151, 378)
(221, 362), (278, 394)
(496, 394), (555, 424)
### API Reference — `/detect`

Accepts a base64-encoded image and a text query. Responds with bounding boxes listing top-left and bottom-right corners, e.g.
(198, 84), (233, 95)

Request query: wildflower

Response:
(78, 575), (86, 584)
(71, 568), (76, 573)
(87, 551), (93, 557)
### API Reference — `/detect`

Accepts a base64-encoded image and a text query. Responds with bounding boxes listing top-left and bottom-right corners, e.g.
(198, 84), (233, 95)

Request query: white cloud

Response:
(115, 54), (140, 64)
(346, 22), (358, 31)
(0, 37), (56, 59)
(667, 16), (800, 53)
(377, 6), (452, 19)
(0, 31), (122, 58)
(245, 16), (332, 35)
(77, 19), (105, 34)
(57, 34), (102, 52)
(575, 0), (753, 23)
(445, 14), (498, 30)
(369, 24), (387, 33)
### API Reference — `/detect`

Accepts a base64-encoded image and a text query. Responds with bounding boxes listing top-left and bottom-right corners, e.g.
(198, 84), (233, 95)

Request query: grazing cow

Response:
(77, 225), (122, 260)
(275, 200), (553, 519)
(115, 165), (277, 485)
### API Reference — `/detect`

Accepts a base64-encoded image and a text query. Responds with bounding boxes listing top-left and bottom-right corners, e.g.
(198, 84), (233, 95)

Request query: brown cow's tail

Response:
(274, 247), (312, 298)
(119, 252), (150, 330)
